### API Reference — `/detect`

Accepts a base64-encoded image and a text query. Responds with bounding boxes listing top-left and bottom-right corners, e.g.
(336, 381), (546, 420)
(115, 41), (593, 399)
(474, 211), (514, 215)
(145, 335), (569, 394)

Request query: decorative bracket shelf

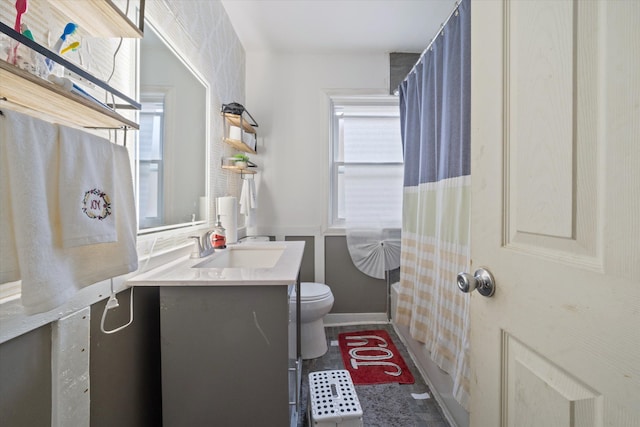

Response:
(47, 0), (145, 38)
(222, 113), (257, 154)
(0, 22), (139, 130)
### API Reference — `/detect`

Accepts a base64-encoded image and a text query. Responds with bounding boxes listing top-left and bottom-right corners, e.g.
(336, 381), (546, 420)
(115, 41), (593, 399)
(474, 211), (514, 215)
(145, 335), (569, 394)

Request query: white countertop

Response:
(126, 241), (305, 287)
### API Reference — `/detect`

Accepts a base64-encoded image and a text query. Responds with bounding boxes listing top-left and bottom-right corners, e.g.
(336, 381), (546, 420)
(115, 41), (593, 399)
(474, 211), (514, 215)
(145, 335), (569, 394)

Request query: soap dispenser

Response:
(212, 215), (226, 249)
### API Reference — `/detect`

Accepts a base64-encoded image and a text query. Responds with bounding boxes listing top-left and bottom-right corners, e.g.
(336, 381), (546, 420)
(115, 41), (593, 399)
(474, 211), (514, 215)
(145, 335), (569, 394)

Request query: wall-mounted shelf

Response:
(223, 113), (256, 133)
(222, 165), (257, 175)
(222, 137), (256, 154)
(48, 0), (145, 38)
(1, 61), (138, 129)
(222, 113), (257, 154)
(0, 22), (139, 130)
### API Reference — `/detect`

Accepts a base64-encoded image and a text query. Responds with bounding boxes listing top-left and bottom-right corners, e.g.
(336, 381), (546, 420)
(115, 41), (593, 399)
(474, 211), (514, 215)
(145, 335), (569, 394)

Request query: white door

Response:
(469, 1), (639, 426)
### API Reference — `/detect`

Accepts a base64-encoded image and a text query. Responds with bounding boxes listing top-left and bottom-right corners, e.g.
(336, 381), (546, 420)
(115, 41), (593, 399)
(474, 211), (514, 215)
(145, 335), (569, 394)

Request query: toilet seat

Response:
(291, 282), (332, 302)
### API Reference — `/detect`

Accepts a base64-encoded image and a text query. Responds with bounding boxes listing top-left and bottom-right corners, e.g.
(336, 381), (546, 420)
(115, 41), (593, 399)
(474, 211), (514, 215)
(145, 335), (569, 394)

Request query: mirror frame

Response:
(136, 18), (211, 235)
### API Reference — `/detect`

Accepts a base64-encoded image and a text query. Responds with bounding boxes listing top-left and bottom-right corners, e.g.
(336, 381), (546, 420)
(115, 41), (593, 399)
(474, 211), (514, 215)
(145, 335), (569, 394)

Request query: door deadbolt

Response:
(457, 268), (496, 297)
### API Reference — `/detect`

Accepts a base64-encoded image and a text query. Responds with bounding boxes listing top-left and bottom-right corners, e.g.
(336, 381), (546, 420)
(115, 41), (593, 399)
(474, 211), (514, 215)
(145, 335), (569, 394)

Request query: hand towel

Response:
(249, 177), (258, 209)
(240, 178), (250, 216)
(1, 110), (138, 314)
(0, 113), (20, 283)
(64, 142), (138, 290)
(239, 177), (258, 227)
(58, 125), (117, 248)
(1, 110), (76, 312)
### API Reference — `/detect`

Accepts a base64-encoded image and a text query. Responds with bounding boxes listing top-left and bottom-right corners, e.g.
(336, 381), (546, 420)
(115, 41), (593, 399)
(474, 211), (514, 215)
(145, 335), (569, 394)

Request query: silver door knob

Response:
(457, 268), (496, 297)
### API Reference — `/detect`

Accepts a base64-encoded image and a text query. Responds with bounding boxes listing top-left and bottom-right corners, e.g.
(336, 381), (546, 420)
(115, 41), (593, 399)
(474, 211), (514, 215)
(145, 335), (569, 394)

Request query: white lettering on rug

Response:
(345, 335), (402, 377)
(345, 335), (389, 348)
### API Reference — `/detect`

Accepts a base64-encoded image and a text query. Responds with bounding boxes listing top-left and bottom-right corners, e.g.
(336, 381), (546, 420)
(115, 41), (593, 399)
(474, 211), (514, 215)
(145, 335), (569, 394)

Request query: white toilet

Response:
(291, 282), (334, 359)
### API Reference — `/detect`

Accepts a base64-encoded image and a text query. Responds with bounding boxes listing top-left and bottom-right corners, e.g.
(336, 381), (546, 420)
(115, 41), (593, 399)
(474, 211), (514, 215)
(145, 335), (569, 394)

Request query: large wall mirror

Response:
(138, 20), (208, 232)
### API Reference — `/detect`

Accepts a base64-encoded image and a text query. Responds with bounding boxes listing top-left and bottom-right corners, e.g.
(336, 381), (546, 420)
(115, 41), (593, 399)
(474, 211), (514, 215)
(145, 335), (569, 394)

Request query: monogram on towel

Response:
(58, 125), (116, 248)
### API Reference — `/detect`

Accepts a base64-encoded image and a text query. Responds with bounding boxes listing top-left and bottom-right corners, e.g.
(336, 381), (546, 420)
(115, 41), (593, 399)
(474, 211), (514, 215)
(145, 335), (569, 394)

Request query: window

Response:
(138, 95), (166, 229)
(329, 97), (404, 229)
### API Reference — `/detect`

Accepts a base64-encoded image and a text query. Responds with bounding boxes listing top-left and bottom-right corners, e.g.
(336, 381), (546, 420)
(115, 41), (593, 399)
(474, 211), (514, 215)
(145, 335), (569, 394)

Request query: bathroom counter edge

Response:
(125, 241), (305, 287)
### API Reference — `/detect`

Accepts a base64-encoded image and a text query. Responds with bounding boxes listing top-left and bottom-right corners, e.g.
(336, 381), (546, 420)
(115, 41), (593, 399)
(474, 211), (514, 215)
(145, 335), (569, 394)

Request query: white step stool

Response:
(308, 370), (363, 427)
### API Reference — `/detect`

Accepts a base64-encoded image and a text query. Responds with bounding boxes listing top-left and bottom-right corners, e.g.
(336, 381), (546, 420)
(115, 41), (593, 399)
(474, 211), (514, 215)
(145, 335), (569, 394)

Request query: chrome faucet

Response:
(189, 232), (215, 258)
(204, 230), (215, 250)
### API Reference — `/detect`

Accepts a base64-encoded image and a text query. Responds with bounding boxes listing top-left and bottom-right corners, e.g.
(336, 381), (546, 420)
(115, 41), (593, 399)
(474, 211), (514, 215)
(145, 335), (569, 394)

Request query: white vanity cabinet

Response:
(158, 282), (301, 427)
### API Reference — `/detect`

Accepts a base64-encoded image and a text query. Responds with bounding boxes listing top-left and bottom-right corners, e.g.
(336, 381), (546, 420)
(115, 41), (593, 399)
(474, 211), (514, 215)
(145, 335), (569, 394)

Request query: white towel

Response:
(64, 142), (138, 290)
(58, 126), (116, 247)
(1, 110), (138, 314)
(239, 177), (258, 227)
(249, 177), (258, 209)
(1, 110), (76, 312)
(240, 178), (250, 216)
(0, 114), (22, 283)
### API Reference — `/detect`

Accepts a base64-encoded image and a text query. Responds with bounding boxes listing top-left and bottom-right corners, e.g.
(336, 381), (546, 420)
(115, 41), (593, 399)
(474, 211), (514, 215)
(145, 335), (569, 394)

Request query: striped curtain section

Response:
(395, 0), (471, 410)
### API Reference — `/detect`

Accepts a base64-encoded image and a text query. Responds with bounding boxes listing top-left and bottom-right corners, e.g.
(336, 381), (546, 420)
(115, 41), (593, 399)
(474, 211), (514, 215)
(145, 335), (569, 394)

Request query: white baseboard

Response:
(323, 312), (388, 326)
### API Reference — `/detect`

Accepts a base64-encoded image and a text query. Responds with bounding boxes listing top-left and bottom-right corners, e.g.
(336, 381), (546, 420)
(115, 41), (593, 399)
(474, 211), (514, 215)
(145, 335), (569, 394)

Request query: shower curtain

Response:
(395, 0), (471, 409)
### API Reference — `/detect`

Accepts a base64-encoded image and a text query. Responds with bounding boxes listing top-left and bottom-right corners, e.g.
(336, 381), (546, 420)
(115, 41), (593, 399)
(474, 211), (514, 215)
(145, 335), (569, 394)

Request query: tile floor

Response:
(298, 323), (451, 427)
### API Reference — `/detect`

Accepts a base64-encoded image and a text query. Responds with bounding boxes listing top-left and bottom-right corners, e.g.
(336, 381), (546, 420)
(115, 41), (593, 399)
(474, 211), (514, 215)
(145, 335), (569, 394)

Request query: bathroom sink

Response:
(125, 241), (304, 287)
(193, 245), (285, 269)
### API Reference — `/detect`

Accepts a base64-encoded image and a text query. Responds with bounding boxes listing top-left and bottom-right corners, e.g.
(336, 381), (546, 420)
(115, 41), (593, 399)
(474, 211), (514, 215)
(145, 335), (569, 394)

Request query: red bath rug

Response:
(338, 329), (415, 385)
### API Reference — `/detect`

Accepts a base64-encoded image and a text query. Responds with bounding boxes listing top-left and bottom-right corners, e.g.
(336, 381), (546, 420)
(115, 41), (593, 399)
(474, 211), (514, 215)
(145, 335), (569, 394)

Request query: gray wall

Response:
(390, 52), (421, 95)
(285, 235), (388, 314)
(0, 288), (162, 427)
(325, 236), (387, 313)
(285, 236), (315, 282)
(89, 287), (162, 427)
(0, 325), (51, 426)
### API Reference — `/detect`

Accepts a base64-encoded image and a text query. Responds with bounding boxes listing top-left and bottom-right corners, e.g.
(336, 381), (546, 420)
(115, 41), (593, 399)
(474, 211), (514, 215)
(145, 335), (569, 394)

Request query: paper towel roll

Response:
(217, 196), (238, 244)
(229, 126), (242, 141)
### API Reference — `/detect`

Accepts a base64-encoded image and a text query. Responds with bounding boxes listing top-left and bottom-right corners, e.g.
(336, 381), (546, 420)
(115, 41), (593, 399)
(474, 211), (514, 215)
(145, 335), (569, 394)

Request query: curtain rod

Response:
(403, 0), (461, 83)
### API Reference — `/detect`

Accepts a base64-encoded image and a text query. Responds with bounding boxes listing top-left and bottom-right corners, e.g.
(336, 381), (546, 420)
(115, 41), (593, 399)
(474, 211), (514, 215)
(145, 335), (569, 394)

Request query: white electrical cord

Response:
(105, 0), (128, 85)
(100, 279), (134, 334)
(100, 237), (158, 334)
(105, 0), (129, 144)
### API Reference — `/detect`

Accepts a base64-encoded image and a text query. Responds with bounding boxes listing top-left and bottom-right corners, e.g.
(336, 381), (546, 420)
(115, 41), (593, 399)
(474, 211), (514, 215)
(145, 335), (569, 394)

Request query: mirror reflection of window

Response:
(139, 96), (166, 229)
(138, 22), (208, 233)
